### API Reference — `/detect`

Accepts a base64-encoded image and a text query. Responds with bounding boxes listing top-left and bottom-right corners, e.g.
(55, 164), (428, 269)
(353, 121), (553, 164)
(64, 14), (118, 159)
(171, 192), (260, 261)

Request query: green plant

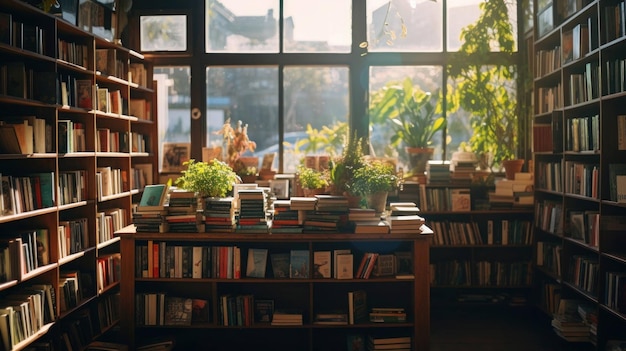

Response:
(175, 159), (238, 198)
(369, 77), (447, 149)
(328, 133), (366, 195)
(347, 160), (399, 196)
(447, 0), (518, 170)
(296, 165), (329, 190)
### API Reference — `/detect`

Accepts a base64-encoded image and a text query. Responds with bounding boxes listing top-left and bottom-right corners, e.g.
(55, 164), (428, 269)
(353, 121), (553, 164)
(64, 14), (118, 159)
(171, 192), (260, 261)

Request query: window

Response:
(137, 0), (521, 174)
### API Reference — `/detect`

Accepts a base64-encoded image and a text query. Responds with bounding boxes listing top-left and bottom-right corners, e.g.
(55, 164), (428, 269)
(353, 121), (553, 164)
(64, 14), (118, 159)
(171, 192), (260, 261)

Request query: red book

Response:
(153, 242), (159, 278)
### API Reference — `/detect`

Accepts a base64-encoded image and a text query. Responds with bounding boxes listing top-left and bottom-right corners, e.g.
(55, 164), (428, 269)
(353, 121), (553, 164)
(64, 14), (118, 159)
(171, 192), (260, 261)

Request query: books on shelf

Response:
(245, 248), (268, 278)
(313, 251), (331, 278)
(348, 290), (367, 325)
(289, 250), (309, 278)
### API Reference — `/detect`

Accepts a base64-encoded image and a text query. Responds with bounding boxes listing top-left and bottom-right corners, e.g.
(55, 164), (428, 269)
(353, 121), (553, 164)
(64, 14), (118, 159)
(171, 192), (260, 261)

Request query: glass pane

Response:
(154, 66), (192, 171)
(140, 15), (187, 52)
(206, 67), (279, 168)
(283, 66), (350, 173)
(367, 0), (442, 52)
(283, 0), (351, 53)
(369, 66), (443, 175)
(447, 0), (518, 52)
(206, 0), (279, 53)
(447, 65), (518, 169)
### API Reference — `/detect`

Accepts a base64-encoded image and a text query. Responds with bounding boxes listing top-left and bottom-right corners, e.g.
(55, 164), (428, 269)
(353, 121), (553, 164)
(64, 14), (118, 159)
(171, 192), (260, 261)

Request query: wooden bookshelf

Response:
(532, 0), (626, 348)
(0, 0), (157, 349)
(117, 226), (433, 350)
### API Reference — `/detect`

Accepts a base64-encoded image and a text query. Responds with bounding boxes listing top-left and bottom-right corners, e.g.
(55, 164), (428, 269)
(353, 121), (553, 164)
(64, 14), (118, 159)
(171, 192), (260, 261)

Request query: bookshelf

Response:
(0, 0), (157, 349)
(117, 226), (433, 350)
(532, 0), (626, 348)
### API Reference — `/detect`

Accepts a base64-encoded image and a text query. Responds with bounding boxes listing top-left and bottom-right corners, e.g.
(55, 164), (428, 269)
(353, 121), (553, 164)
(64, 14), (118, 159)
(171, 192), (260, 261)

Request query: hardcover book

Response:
(313, 251), (331, 278)
(289, 250), (310, 278)
(163, 297), (193, 326)
(246, 248), (268, 278)
(270, 253), (290, 278)
(336, 253), (354, 279)
(254, 299), (274, 323)
(138, 184), (169, 211)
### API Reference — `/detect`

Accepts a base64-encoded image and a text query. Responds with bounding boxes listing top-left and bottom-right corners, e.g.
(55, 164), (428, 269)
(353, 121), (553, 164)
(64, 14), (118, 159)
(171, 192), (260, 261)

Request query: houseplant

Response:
(328, 133), (366, 201)
(369, 77), (447, 176)
(347, 159), (399, 212)
(447, 0), (521, 176)
(175, 159), (239, 198)
(296, 165), (329, 197)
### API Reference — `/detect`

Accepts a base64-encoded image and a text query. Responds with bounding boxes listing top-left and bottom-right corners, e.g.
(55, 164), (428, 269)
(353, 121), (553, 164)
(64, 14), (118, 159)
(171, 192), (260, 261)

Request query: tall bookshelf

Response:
(117, 227), (433, 350)
(0, 0), (157, 349)
(532, 0), (626, 348)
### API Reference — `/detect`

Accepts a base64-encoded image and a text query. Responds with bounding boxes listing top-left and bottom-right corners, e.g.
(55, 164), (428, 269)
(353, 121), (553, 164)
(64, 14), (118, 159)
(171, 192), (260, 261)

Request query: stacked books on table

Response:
(133, 184), (168, 232)
(203, 197), (235, 232)
(271, 199), (303, 233)
(236, 188), (270, 233)
(165, 189), (200, 232)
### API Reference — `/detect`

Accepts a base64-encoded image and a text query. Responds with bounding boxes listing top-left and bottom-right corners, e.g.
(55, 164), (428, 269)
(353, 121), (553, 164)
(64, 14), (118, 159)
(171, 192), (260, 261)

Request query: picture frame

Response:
(202, 146), (223, 162)
(161, 142), (190, 173)
(261, 152), (276, 171)
(270, 179), (289, 199)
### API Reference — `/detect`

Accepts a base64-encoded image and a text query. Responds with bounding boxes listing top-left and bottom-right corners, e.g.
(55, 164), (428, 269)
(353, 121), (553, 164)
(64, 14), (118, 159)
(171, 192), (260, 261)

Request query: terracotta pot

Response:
(502, 159), (524, 180)
(405, 147), (434, 176)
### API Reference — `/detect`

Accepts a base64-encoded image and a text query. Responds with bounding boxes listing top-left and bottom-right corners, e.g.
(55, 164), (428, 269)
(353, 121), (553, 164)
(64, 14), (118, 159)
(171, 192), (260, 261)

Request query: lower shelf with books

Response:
(117, 226), (433, 350)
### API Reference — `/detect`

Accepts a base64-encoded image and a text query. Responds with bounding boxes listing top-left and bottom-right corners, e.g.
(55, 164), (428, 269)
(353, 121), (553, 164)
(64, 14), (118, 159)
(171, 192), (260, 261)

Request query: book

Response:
(313, 251), (331, 278)
(138, 184), (169, 211)
(245, 248), (268, 278)
(270, 253), (290, 278)
(450, 188), (471, 211)
(163, 297), (193, 326)
(335, 253), (354, 279)
(254, 299), (274, 323)
(348, 290), (367, 324)
(346, 334), (366, 351)
(289, 250), (309, 278)
(76, 79), (93, 109)
(191, 298), (209, 323)
(333, 249), (351, 278)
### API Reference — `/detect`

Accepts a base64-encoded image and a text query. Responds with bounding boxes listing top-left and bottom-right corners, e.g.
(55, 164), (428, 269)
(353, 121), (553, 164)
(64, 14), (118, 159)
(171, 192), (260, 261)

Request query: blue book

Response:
(289, 250), (310, 278)
(246, 248), (268, 278)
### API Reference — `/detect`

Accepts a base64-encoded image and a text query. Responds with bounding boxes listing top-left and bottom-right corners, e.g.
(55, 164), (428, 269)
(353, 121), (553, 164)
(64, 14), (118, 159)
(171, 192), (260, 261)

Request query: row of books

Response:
(135, 294), (208, 327)
(568, 254), (599, 296)
(535, 45), (561, 78)
(0, 283), (56, 351)
(57, 37), (89, 68)
(95, 166), (125, 200)
(565, 114), (599, 152)
(429, 219), (533, 246)
(0, 13), (47, 55)
(96, 254), (121, 293)
(536, 241), (563, 277)
(96, 208), (127, 245)
(0, 172), (55, 215)
(0, 229), (49, 282)
(0, 116), (49, 154)
(58, 218), (89, 259)
(430, 260), (532, 286)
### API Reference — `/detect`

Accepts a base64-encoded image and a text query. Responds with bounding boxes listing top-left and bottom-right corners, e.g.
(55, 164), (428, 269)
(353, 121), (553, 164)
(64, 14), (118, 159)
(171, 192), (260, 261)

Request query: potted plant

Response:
(347, 159), (399, 213)
(328, 133), (366, 199)
(175, 159), (239, 198)
(447, 0), (522, 178)
(369, 77), (447, 177)
(296, 165), (329, 197)
(215, 118), (257, 169)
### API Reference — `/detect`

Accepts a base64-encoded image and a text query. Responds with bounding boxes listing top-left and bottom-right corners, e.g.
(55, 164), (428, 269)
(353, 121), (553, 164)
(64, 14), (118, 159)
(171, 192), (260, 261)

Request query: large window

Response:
(137, 0), (521, 174)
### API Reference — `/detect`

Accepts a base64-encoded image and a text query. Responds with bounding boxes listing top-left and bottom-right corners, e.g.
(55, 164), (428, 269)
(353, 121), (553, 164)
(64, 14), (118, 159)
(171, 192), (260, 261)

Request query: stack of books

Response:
(314, 311), (348, 325)
(270, 310), (303, 326)
(271, 199), (302, 233)
(386, 214), (424, 234)
(489, 172), (535, 209)
(426, 161), (451, 184)
(165, 189), (200, 233)
(303, 195), (350, 232)
(369, 307), (407, 323)
(203, 197), (235, 232)
(236, 188), (270, 233)
(551, 299), (592, 342)
(133, 184), (168, 232)
(367, 336), (411, 351)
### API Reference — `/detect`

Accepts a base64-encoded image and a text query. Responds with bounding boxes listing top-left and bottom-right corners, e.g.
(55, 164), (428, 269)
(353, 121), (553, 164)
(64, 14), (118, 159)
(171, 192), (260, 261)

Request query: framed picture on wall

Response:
(161, 142), (190, 173)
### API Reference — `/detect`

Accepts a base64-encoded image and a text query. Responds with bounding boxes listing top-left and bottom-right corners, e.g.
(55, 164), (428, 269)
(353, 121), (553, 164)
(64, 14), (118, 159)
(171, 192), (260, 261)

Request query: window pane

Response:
(206, 0), (279, 53)
(154, 67), (192, 171)
(447, 65), (518, 169)
(206, 67), (279, 167)
(283, 67), (350, 173)
(447, 0), (518, 52)
(367, 0), (442, 52)
(140, 15), (187, 52)
(369, 66), (443, 175)
(283, 0), (351, 53)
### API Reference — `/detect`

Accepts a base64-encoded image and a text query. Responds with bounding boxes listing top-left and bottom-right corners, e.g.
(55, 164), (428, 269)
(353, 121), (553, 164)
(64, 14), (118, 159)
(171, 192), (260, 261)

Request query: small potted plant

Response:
(347, 159), (399, 213)
(328, 133), (366, 198)
(175, 159), (239, 198)
(297, 165), (329, 197)
(369, 77), (448, 177)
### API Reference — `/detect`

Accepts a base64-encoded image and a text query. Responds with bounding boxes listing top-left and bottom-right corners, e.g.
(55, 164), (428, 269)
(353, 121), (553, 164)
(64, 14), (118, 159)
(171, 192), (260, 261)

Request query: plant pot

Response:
(344, 193), (363, 208)
(240, 174), (258, 183)
(366, 191), (388, 214)
(502, 159), (524, 180)
(303, 188), (325, 197)
(406, 147), (434, 176)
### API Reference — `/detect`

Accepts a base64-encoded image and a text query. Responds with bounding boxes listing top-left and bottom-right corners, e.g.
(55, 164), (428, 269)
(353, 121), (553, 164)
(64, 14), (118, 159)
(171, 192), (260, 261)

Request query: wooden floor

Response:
(430, 304), (593, 351)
